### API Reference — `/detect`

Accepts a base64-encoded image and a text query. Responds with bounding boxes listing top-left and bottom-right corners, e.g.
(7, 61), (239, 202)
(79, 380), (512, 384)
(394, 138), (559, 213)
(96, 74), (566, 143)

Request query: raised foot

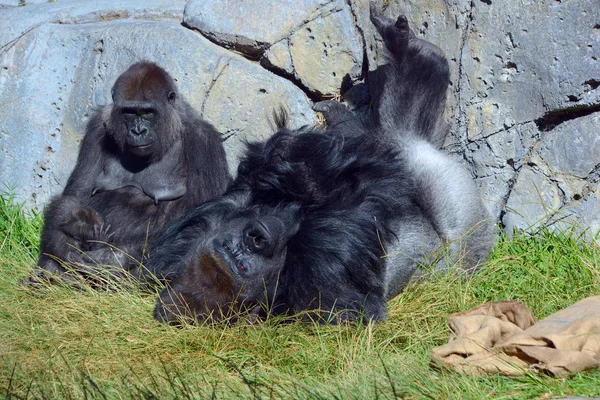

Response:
(369, 2), (411, 55)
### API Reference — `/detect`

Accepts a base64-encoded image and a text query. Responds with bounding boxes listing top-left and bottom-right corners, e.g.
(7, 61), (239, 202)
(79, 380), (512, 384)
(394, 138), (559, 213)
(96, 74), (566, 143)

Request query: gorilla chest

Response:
(92, 140), (187, 204)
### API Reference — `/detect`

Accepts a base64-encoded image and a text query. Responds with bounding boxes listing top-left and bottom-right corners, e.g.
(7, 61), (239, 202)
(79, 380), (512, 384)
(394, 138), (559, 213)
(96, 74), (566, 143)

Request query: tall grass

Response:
(1, 194), (599, 399)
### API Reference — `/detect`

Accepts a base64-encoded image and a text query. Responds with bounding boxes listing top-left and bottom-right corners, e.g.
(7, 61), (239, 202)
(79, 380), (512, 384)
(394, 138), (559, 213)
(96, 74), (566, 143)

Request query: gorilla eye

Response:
(168, 91), (176, 102)
(138, 109), (154, 119)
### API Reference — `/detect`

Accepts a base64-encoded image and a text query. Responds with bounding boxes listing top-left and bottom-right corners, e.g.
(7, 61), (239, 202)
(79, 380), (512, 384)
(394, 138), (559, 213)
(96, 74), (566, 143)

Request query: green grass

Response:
(1, 194), (599, 399)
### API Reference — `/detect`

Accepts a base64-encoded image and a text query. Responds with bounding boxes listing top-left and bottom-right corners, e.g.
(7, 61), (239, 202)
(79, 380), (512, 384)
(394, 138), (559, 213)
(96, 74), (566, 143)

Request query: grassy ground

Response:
(1, 193), (599, 399)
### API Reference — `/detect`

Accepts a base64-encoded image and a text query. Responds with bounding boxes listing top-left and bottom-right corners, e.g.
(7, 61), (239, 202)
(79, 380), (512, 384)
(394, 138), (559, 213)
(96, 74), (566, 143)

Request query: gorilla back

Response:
(149, 5), (494, 324)
(35, 62), (229, 282)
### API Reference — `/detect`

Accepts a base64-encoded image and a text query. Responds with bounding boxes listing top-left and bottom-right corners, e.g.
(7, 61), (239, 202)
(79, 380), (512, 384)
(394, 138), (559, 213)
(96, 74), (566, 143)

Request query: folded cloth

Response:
(431, 296), (600, 377)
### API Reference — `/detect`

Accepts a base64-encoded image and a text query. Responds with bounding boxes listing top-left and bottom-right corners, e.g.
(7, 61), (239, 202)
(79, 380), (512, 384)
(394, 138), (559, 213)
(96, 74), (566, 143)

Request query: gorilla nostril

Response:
(243, 221), (274, 254)
(244, 228), (265, 253)
(252, 230), (266, 249)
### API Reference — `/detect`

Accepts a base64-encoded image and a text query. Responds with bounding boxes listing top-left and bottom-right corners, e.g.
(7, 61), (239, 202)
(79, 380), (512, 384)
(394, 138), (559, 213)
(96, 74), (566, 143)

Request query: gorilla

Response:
(150, 4), (495, 324)
(34, 62), (230, 283)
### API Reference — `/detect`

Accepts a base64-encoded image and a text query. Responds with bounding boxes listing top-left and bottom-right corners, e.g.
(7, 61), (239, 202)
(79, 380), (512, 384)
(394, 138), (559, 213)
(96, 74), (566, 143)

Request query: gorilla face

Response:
(119, 106), (158, 158)
(153, 205), (300, 325)
(108, 62), (182, 162)
(212, 214), (291, 280)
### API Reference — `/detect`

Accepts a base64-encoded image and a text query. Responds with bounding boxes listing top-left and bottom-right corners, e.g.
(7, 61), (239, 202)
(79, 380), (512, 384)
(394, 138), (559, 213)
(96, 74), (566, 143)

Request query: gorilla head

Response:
(153, 203), (300, 325)
(108, 62), (182, 162)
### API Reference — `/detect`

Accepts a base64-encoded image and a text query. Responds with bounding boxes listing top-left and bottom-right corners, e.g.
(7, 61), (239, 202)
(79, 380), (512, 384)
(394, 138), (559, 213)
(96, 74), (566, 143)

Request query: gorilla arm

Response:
(180, 109), (230, 208)
(37, 111), (110, 274)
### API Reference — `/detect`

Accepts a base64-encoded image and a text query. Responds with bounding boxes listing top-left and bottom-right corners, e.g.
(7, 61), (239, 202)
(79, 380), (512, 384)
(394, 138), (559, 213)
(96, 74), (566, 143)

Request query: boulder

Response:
(0, 0), (599, 239)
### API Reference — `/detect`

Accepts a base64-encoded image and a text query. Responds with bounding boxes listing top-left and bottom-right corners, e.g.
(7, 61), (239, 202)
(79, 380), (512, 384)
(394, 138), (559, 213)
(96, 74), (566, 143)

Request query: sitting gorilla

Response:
(149, 4), (495, 324)
(33, 62), (230, 283)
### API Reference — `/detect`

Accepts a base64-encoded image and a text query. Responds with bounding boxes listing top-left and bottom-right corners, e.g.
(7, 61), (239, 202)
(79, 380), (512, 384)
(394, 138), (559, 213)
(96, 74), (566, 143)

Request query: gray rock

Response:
(183, 0), (331, 57)
(570, 184), (600, 241)
(262, 0), (363, 96)
(536, 113), (600, 180)
(199, 57), (316, 174)
(0, 0), (20, 7)
(554, 398), (600, 400)
(466, 121), (539, 220)
(0, 19), (313, 208)
(1, 0), (49, 5)
(0, 0), (186, 50)
(473, 172), (513, 222)
(502, 112), (600, 236)
(456, 0), (600, 139)
(505, 173), (600, 242)
(503, 166), (564, 234)
(187, 0), (363, 97)
(452, 0), (600, 238)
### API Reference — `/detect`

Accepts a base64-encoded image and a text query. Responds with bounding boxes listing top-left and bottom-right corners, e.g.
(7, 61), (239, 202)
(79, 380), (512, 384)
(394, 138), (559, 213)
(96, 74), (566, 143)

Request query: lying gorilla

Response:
(33, 62), (229, 284)
(149, 4), (495, 324)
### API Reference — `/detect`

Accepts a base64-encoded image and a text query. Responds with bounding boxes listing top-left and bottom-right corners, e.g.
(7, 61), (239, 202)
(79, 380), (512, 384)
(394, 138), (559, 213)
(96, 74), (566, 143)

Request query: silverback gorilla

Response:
(149, 5), (495, 324)
(34, 62), (230, 282)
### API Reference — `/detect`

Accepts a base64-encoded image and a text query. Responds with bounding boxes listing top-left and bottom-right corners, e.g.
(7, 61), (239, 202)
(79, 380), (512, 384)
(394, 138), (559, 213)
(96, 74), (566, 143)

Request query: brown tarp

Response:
(431, 296), (600, 377)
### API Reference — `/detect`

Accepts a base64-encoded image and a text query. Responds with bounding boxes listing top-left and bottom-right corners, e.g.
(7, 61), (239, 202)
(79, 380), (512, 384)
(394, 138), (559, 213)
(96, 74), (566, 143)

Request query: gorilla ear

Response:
(111, 87), (116, 102)
(168, 91), (177, 103)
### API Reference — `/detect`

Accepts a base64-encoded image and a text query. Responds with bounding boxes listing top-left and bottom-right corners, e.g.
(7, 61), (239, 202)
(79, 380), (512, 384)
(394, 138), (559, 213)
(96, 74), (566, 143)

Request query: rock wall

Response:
(0, 0), (598, 238)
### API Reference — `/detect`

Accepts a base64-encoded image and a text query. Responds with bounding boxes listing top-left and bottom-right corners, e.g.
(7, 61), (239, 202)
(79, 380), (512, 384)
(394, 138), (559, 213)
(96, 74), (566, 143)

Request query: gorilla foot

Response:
(20, 266), (87, 290)
(19, 268), (54, 289)
(313, 100), (354, 127)
(369, 2), (412, 56)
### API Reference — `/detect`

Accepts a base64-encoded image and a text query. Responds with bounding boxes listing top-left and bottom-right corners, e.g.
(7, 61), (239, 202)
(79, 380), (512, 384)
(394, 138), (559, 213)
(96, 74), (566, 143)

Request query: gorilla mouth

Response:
(130, 143), (151, 149)
(212, 238), (248, 276)
(128, 143), (153, 156)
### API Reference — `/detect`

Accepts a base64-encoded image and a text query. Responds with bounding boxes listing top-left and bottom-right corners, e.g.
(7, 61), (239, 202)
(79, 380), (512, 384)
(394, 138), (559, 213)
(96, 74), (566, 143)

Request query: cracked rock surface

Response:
(0, 0), (598, 239)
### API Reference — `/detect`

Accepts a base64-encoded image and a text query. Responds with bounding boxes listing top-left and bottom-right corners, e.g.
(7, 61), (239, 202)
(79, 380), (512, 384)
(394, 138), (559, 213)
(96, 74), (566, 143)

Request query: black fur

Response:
(149, 5), (494, 324)
(33, 62), (230, 283)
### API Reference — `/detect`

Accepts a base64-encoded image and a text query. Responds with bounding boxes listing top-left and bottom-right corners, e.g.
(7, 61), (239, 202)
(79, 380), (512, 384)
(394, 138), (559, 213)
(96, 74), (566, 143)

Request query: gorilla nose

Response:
(243, 220), (275, 255)
(130, 126), (148, 136)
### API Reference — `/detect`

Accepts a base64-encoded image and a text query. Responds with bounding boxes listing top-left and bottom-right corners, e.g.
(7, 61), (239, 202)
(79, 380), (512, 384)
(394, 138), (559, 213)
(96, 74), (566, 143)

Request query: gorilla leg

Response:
(32, 198), (134, 286)
(369, 7), (411, 56)
(367, 5), (495, 297)
(369, 3), (450, 146)
(37, 197), (101, 275)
